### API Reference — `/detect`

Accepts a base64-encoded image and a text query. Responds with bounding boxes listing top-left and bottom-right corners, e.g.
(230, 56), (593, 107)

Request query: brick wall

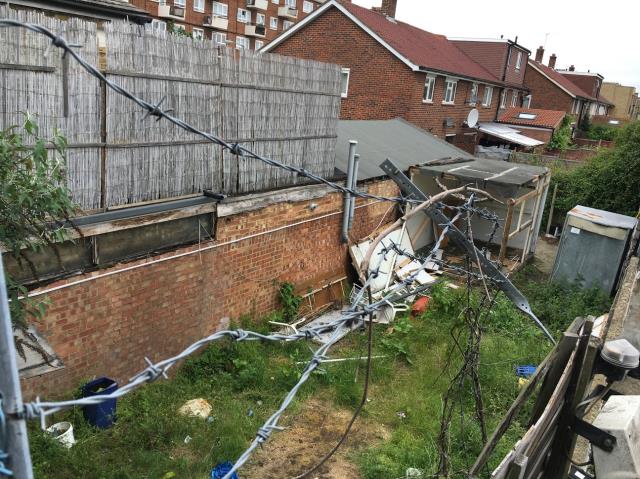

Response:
(269, 7), (503, 139)
(21, 180), (398, 398)
(129, 0), (322, 48)
(513, 126), (553, 144)
(525, 66), (574, 113)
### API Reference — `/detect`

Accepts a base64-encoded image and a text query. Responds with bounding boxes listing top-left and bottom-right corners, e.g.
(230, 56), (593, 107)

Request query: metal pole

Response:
(341, 140), (357, 243)
(347, 153), (360, 231)
(0, 254), (34, 479)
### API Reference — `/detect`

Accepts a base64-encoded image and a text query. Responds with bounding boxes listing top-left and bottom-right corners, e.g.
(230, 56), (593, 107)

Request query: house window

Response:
(272, 0), (279, 3)
(515, 51), (522, 70)
(443, 78), (457, 104)
(285, 0), (296, 7)
(523, 95), (532, 108)
(193, 0), (204, 12)
(269, 17), (278, 29)
(482, 86), (493, 107)
(237, 8), (251, 23)
(470, 82), (479, 105)
(256, 13), (266, 25)
(283, 20), (294, 30)
(213, 31), (227, 45)
(255, 40), (264, 50)
(572, 99), (581, 114)
(341, 68), (350, 98)
(511, 90), (518, 107)
(213, 1), (228, 17)
(500, 90), (507, 108)
(303, 0), (313, 12)
(236, 36), (250, 50)
(422, 75), (435, 103)
(151, 19), (167, 33)
(174, 0), (185, 6)
(192, 27), (204, 40)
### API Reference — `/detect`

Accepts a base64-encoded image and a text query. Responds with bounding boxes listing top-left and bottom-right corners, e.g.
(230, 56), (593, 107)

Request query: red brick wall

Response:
(514, 126), (553, 143)
(21, 181), (398, 398)
(560, 73), (599, 98)
(503, 46), (529, 87)
(525, 65), (574, 113)
(269, 7), (502, 138)
(129, 0), (322, 48)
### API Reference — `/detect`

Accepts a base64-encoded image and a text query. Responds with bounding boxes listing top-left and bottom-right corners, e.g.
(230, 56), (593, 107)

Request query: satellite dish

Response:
(466, 108), (479, 128)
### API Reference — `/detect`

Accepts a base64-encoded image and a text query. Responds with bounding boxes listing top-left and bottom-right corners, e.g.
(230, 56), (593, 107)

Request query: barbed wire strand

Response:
(0, 19), (423, 207)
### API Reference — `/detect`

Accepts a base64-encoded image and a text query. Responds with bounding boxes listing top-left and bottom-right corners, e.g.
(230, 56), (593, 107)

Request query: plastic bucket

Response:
(81, 377), (118, 429)
(211, 462), (238, 479)
(46, 421), (75, 448)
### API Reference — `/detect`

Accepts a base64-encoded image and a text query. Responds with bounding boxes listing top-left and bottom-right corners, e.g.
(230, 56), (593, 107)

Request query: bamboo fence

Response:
(0, 6), (341, 210)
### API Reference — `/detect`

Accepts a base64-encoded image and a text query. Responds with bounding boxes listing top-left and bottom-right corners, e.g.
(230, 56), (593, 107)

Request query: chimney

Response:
(535, 46), (544, 63)
(380, 0), (397, 18)
(548, 54), (557, 69)
(569, 65), (575, 71)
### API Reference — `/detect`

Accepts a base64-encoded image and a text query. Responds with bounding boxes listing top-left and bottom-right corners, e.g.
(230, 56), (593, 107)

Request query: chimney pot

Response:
(535, 46), (544, 63)
(548, 53), (557, 69)
(569, 65), (575, 71)
(380, 0), (397, 18)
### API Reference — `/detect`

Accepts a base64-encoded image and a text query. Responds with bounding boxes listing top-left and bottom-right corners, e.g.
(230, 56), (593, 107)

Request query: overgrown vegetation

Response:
(29, 268), (611, 479)
(0, 116), (76, 327)
(548, 120), (640, 223)
(583, 123), (619, 142)
(278, 281), (303, 322)
(547, 114), (574, 151)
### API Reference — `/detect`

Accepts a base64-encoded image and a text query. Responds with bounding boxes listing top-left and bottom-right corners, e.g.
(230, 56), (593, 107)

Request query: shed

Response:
(409, 158), (550, 265)
(551, 206), (637, 295)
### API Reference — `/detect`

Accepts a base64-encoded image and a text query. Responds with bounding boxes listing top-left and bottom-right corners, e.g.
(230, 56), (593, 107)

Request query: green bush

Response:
(585, 124), (619, 142)
(548, 115), (574, 151)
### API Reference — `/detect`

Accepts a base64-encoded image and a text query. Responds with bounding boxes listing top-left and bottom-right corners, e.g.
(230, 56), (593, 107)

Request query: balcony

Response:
(204, 15), (228, 30)
(246, 0), (269, 10)
(158, 4), (185, 20)
(245, 24), (266, 37)
(278, 6), (298, 19)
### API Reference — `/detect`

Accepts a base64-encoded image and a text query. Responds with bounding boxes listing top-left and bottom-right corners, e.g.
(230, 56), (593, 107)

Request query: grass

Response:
(29, 267), (611, 479)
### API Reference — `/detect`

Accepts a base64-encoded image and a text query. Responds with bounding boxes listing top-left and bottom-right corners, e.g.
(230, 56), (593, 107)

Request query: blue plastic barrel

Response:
(81, 377), (118, 429)
(211, 462), (238, 479)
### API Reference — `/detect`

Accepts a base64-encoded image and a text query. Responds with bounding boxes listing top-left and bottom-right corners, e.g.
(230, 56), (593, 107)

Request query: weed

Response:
(278, 281), (303, 322)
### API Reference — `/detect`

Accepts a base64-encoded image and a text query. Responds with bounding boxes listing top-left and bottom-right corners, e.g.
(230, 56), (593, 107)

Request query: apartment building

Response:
(129, 0), (326, 49)
(263, 0), (530, 152)
(600, 82), (639, 120)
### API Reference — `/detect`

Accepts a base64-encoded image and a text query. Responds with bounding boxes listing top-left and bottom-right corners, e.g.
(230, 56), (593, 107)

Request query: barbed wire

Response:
(0, 19), (424, 207)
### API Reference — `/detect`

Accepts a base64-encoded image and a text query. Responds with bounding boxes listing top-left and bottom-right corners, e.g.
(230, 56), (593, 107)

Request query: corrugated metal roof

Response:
(478, 122), (545, 147)
(569, 206), (637, 230)
(335, 118), (473, 180)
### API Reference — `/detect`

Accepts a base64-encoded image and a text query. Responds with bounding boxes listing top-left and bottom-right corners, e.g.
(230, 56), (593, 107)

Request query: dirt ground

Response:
(242, 398), (390, 479)
(532, 237), (559, 275)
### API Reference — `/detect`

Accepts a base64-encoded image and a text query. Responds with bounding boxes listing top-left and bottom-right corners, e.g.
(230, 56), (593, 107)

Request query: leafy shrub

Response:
(548, 115), (574, 151)
(585, 124), (619, 142)
(278, 282), (303, 321)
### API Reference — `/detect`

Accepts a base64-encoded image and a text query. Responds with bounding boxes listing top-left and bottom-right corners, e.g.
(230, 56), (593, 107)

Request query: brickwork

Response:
(269, 7), (504, 139)
(129, 0), (323, 49)
(513, 126), (553, 143)
(21, 180), (399, 398)
(525, 65), (574, 113)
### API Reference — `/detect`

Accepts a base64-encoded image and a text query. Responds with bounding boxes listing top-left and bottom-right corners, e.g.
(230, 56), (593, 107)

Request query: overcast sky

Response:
(352, 0), (640, 90)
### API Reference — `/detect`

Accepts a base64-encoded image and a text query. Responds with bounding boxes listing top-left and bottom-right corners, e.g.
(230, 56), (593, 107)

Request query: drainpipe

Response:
(341, 140), (357, 243)
(347, 153), (360, 231)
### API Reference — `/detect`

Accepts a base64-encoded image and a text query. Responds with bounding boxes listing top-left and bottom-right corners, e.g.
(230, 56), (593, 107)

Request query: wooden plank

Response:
(0, 63), (55, 72)
(506, 454), (528, 479)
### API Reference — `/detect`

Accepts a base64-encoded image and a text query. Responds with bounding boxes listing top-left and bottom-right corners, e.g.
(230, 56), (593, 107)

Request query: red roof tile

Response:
(497, 107), (566, 129)
(528, 60), (595, 100)
(339, 1), (501, 84)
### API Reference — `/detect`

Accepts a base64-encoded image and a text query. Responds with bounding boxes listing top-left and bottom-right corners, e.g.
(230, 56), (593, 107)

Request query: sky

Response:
(352, 0), (640, 90)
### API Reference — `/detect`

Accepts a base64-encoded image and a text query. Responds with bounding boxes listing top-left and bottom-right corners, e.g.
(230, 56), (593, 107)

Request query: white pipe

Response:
(23, 200), (383, 299)
(348, 153), (360, 230)
(341, 140), (358, 243)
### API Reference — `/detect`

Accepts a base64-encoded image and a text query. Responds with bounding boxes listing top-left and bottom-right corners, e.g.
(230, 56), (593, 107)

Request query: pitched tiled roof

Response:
(528, 60), (594, 100)
(338, 2), (500, 83)
(497, 107), (566, 129)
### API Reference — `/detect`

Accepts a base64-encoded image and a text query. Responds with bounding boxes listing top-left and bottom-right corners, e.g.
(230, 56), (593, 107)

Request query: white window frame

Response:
(500, 89), (507, 108)
(174, 0), (186, 7)
(193, 0), (205, 12)
(285, 0), (296, 7)
(237, 8), (251, 23)
(443, 78), (457, 104)
(511, 90), (518, 107)
(255, 40), (264, 50)
(256, 13), (266, 25)
(482, 86), (493, 107)
(341, 68), (350, 99)
(213, 1), (228, 17)
(151, 19), (167, 33)
(272, 0), (279, 3)
(523, 95), (532, 108)
(283, 20), (294, 30)
(515, 51), (522, 70)
(213, 31), (227, 46)
(422, 75), (435, 103)
(303, 0), (313, 12)
(470, 82), (479, 105)
(236, 36), (250, 50)
(269, 17), (278, 30)
(192, 27), (204, 40)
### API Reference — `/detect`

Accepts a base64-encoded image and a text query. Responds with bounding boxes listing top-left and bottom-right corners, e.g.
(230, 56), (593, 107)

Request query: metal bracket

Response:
(379, 158), (555, 343)
(574, 417), (616, 452)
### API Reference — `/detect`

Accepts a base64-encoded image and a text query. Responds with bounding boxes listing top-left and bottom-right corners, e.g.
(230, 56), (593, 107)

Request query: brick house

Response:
(262, 0), (528, 153)
(556, 67), (613, 117)
(496, 107), (566, 145)
(525, 46), (597, 124)
(129, 0), (325, 49)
